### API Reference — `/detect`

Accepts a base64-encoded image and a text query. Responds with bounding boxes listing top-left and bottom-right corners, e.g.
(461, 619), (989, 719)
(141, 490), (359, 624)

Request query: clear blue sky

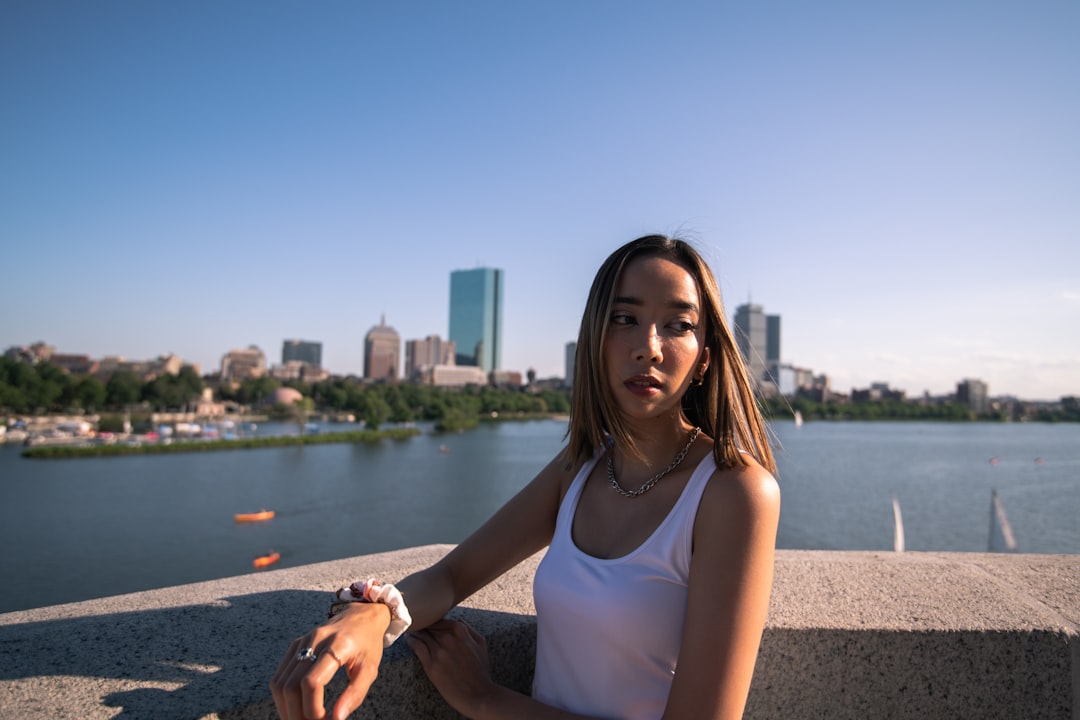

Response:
(2, 1), (1077, 400)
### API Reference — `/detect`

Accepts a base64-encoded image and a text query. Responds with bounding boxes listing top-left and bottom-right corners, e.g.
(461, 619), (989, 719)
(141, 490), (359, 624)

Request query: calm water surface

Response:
(0, 420), (1076, 613)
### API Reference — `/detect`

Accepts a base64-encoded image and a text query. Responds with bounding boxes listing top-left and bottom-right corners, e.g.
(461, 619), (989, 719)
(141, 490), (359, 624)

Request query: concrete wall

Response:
(0, 546), (1076, 719)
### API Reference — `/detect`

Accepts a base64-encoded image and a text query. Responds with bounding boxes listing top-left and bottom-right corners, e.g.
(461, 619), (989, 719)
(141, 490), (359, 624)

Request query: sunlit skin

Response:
(603, 255), (711, 445)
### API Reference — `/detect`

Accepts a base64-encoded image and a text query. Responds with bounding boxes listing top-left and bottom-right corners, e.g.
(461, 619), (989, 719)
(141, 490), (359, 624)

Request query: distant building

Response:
(852, 383), (905, 403)
(957, 378), (989, 414)
(4, 342), (55, 364)
(533, 376), (567, 392)
(490, 370), (523, 388)
(261, 386), (304, 409)
(565, 342), (576, 389)
(221, 347), (267, 383)
(282, 340), (322, 368)
(95, 356), (127, 377)
(449, 267), (503, 372)
(405, 335), (455, 380)
(414, 364), (487, 387)
(796, 373), (832, 403)
(193, 388), (226, 417)
(734, 304), (781, 386)
(49, 354), (96, 375)
(766, 315), (781, 381)
(776, 364), (816, 398)
(86, 353), (194, 382)
(147, 354), (188, 380)
(364, 315), (400, 381)
(270, 361), (329, 383)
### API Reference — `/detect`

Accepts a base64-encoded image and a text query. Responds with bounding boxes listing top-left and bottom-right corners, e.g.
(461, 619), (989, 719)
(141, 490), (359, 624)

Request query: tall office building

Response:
(765, 315), (781, 382)
(734, 303), (767, 384)
(282, 339), (322, 368)
(448, 267), (503, 372)
(957, 378), (989, 414)
(735, 302), (781, 387)
(364, 316), (400, 381)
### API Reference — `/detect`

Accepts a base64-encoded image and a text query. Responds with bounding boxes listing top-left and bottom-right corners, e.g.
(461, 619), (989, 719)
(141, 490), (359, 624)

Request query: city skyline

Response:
(7, 319), (1063, 404)
(2, 3), (1077, 401)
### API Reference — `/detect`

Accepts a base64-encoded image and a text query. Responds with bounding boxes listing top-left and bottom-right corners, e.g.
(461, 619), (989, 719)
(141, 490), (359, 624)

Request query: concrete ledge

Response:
(1, 547), (1077, 719)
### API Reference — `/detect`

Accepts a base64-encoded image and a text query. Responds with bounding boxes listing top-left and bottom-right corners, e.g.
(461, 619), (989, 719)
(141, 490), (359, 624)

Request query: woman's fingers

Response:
(299, 651), (344, 720)
(270, 636), (308, 718)
(331, 654), (381, 720)
(271, 605), (392, 719)
(404, 633), (431, 665)
(271, 636), (304, 690)
(462, 621), (485, 644)
(269, 634), (349, 720)
(404, 619), (494, 717)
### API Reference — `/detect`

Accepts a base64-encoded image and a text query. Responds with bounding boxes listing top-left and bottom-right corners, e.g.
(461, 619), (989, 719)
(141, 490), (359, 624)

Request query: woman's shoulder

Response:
(533, 446), (597, 503)
(698, 453), (780, 526)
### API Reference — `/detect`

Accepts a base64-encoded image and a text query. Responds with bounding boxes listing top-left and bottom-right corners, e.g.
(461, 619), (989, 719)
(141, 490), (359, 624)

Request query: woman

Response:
(271, 235), (780, 720)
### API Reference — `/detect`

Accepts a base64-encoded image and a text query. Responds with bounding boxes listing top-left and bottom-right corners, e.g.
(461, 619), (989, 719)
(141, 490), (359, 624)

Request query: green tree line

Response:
(0, 358), (571, 429)
(761, 396), (1080, 422)
(0, 358), (204, 414)
(762, 396), (974, 421)
(7, 358), (1077, 424)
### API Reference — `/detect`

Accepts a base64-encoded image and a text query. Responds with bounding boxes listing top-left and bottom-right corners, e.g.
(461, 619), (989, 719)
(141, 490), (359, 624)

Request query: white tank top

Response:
(532, 451), (716, 720)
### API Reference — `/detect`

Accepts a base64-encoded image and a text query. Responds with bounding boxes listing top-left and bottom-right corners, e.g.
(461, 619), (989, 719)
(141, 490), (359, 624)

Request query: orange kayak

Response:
(235, 509), (275, 523)
(253, 551), (281, 569)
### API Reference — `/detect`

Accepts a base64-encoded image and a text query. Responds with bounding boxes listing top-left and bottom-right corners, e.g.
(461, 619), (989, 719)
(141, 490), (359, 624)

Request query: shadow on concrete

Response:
(0, 590), (536, 720)
(0, 589), (324, 718)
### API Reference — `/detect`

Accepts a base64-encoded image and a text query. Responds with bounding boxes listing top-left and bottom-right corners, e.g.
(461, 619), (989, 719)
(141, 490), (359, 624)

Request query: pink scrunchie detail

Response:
(335, 578), (413, 647)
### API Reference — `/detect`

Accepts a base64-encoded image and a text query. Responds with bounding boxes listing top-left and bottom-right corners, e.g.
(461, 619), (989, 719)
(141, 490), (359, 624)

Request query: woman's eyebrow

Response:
(614, 295), (699, 312)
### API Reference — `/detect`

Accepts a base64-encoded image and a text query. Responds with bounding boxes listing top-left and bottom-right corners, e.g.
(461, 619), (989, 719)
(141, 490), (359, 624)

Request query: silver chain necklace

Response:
(607, 427), (701, 498)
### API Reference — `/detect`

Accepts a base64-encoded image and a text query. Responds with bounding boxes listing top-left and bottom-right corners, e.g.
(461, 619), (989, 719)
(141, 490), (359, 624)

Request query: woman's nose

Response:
(633, 326), (663, 363)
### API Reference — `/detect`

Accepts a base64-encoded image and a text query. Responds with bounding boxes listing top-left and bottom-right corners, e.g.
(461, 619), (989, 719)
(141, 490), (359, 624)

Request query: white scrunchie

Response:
(335, 578), (413, 647)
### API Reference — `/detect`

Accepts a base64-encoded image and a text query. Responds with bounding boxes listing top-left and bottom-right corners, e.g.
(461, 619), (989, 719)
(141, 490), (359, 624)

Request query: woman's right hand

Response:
(270, 601), (391, 720)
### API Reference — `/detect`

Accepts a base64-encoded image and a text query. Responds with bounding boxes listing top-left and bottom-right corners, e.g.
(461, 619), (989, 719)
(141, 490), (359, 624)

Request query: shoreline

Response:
(20, 427), (422, 459)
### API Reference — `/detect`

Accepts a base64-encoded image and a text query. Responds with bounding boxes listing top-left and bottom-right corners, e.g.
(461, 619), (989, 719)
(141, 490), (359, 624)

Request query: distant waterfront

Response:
(0, 419), (1077, 614)
(20, 426), (421, 458)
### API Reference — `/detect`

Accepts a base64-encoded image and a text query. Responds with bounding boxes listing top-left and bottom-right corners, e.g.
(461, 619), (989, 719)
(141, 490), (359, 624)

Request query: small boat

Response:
(253, 551), (281, 569)
(235, 509), (275, 523)
(793, 410), (804, 428)
(989, 489), (1018, 552)
(439, 444), (451, 454)
(892, 496), (905, 553)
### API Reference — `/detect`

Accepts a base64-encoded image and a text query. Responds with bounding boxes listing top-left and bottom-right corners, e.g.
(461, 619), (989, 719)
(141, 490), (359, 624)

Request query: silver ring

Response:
(296, 647), (317, 663)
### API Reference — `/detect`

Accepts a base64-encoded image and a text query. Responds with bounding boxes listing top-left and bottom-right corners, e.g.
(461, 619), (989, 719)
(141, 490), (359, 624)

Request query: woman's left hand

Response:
(406, 618), (498, 717)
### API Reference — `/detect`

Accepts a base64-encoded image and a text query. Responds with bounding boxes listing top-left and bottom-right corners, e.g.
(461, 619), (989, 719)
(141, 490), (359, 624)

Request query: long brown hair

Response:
(566, 235), (776, 474)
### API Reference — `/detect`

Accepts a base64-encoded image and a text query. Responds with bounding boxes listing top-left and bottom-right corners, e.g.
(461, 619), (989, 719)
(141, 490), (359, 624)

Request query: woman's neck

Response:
(616, 415), (699, 474)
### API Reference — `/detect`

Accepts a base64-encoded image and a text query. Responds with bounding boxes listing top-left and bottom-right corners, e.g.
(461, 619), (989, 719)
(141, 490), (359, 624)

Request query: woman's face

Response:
(603, 255), (710, 424)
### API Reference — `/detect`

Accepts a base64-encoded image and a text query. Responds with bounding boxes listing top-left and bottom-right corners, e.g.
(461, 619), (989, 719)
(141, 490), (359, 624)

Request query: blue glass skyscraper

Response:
(449, 267), (503, 372)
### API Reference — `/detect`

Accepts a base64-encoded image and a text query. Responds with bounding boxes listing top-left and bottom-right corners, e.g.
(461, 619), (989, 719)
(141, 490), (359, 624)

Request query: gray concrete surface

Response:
(1, 547), (1077, 719)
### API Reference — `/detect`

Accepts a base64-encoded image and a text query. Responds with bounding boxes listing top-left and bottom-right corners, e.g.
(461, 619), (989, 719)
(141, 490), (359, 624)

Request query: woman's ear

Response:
(699, 347), (711, 376)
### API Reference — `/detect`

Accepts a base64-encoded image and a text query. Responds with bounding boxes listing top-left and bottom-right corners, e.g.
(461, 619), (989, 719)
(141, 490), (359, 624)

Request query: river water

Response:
(1, 419), (1077, 613)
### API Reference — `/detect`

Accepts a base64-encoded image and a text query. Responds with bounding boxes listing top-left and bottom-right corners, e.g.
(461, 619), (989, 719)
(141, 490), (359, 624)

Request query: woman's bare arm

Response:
(662, 460), (781, 720)
(271, 450), (577, 720)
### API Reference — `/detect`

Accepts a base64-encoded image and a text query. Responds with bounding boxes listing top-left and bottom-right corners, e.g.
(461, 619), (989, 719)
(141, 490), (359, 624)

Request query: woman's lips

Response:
(624, 376), (662, 396)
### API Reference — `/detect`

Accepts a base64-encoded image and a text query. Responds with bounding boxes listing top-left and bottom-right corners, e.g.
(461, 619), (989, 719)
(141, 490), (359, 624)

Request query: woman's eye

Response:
(671, 320), (697, 333)
(611, 313), (635, 326)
